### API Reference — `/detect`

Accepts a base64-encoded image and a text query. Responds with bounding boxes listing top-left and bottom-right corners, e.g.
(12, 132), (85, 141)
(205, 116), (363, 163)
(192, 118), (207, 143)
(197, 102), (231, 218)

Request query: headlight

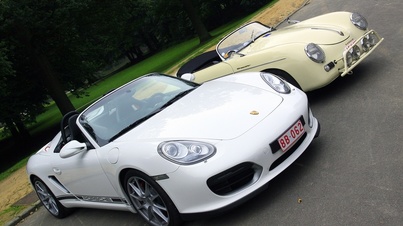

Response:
(361, 32), (379, 52)
(305, 43), (325, 63)
(158, 141), (216, 165)
(346, 45), (361, 67)
(351, 45), (361, 61)
(350, 12), (368, 30)
(261, 72), (291, 94)
(345, 51), (353, 67)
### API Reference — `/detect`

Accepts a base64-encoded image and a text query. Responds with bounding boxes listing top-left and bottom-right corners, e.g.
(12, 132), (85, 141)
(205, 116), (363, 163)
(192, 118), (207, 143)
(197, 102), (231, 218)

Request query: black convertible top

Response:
(176, 50), (221, 77)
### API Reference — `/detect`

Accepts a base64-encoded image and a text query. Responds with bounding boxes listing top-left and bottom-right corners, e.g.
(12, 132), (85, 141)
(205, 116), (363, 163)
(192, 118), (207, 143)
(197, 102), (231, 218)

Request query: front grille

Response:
(207, 162), (258, 196)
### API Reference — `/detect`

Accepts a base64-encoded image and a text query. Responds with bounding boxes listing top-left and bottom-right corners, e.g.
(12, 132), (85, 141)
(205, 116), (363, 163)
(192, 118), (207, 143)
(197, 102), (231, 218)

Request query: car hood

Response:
(118, 81), (283, 141)
(250, 24), (350, 51)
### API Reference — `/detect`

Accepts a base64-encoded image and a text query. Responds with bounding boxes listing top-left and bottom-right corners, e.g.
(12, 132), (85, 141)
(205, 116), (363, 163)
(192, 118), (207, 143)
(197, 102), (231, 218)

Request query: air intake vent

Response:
(207, 162), (260, 195)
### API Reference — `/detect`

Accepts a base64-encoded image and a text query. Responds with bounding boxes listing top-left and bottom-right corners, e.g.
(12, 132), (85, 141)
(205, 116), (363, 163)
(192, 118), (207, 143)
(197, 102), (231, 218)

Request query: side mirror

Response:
(59, 140), (87, 158)
(181, 73), (195, 81)
(287, 18), (300, 24)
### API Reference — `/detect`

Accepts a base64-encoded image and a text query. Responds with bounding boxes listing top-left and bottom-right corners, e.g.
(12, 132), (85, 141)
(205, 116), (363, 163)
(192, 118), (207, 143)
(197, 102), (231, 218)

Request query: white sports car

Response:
(27, 72), (320, 225)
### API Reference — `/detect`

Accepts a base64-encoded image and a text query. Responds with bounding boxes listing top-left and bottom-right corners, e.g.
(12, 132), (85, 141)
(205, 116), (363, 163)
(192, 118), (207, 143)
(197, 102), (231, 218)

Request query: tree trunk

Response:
(12, 23), (75, 116)
(4, 118), (19, 139)
(32, 50), (76, 115)
(13, 116), (31, 139)
(181, 0), (211, 43)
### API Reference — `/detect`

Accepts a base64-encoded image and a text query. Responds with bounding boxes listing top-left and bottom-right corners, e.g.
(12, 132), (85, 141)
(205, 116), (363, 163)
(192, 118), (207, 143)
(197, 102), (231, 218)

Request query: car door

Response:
(50, 144), (119, 199)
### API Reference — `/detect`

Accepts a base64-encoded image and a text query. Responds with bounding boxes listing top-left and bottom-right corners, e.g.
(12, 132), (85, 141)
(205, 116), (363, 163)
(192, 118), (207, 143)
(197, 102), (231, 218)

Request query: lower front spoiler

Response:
(180, 182), (268, 221)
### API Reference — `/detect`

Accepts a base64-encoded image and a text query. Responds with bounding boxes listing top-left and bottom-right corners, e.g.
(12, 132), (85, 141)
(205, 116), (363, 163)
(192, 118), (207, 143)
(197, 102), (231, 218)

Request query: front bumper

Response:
(339, 29), (384, 76)
(156, 95), (320, 217)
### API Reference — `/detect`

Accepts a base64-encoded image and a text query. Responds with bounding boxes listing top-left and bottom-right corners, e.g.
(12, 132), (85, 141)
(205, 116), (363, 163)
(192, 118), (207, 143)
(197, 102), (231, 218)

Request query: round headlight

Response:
(345, 51), (353, 67)
(361, 32), (378, 52)
(351, 45), (361, 61)
(350, 12), (368, 30)
(305, 43), (325, 63)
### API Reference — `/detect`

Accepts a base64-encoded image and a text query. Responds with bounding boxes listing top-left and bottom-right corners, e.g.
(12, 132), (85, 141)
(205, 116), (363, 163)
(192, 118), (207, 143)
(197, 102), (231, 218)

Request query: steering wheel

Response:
(115, 97), (146, 125)
(148, 93), (165, 107)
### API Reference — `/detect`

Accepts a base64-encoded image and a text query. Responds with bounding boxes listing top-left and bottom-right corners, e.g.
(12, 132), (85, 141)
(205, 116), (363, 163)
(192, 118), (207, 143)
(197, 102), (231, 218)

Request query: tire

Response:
(33, 177), (72, 218)
(264, 69), (302, 90)
(124, 170), (182, 226)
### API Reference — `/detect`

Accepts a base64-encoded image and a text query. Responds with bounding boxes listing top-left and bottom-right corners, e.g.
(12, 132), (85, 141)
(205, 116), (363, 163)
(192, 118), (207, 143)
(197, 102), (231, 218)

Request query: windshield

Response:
(216, 22), (271, 60)
(79, 74), (198, 146)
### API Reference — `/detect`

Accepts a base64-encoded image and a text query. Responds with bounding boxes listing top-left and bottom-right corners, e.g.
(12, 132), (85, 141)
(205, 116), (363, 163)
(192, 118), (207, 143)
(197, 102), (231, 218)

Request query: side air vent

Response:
(48, 176), (70, 194)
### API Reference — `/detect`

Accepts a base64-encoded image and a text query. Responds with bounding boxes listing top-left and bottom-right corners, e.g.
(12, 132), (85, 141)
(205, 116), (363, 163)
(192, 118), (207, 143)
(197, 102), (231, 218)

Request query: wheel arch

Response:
(29, 174), (39, 184)
(118, 168), (134, 192)
(119, 167), (182, 225)
(31, 174), (73, 218)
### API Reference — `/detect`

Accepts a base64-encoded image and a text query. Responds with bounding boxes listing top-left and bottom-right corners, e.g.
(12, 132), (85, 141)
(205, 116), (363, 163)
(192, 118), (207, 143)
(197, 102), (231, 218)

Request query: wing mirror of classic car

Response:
(287, 18), (300, 24)
(181, 73), (195, 81)
(59, 140), (88, 158)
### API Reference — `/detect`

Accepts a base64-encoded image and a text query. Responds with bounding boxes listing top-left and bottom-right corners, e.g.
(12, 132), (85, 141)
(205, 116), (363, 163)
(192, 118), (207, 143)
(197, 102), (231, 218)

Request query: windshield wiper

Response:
(159, 89), (194, 110)
(109, 113), (155, 142)
(109, 88), (195, 142)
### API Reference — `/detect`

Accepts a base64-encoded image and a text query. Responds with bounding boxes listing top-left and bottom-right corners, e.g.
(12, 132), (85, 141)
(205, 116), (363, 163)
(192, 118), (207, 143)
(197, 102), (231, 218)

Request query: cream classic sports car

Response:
(27, 72), (319, 225)
(177, 11), (383, 91)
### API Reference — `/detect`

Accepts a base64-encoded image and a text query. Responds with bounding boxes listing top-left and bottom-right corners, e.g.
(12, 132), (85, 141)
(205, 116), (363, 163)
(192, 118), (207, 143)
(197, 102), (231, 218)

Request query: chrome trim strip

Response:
(311, 27), (344, 36)
(235, 58), (287, 73)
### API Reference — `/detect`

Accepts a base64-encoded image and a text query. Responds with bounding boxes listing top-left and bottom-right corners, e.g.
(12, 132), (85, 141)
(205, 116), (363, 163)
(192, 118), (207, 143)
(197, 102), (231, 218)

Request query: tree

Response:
(2, 0), (86, 116)
(0, 0), (131, 140)
(0, 42), (12, 96)
(0, 41), (45, 139)
(0, 0), (269, 142)
(181, 0), (211, 43)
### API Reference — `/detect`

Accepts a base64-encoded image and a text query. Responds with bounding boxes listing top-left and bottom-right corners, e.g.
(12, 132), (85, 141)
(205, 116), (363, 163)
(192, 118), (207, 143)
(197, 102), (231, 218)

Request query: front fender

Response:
(193, 61), (234, 83)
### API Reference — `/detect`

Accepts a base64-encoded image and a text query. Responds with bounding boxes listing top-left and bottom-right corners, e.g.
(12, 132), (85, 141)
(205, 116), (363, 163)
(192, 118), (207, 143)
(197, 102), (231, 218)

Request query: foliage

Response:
(0, 0), (272, 142)
(0, 42), (13, 95)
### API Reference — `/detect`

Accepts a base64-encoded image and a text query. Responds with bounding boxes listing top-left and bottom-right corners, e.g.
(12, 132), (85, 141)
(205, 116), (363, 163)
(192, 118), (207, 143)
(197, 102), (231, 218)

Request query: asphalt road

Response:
(18, 0), (402, 225)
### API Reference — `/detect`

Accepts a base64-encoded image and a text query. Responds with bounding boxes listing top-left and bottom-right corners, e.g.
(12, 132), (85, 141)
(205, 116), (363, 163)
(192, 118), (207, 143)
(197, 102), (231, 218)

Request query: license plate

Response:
(278, 120), (305, 152)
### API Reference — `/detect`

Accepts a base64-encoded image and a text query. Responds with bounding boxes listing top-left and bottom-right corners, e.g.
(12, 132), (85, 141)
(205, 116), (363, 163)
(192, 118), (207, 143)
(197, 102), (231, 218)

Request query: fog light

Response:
(351, 45), (361, 61)
(361, 36), (371, 52)
(346, 52), (353, 67)
(361, 32), (378, 52)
